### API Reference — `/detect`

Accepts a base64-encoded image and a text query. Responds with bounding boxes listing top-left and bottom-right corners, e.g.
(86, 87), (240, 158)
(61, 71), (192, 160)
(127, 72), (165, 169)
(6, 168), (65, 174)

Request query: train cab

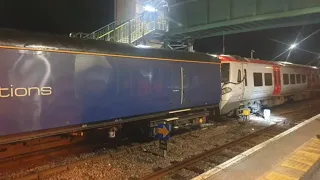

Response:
(219, 55), (248, 116)
(219, 55), (271, 116)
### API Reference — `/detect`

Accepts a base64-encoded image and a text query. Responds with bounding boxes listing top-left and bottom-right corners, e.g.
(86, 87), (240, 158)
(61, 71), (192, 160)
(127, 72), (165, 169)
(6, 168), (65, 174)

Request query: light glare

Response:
(289, 43), (297, 49)
(143, 5), (157, 12)
(136, 44), (151, 48)
(279, 61), (293, 65)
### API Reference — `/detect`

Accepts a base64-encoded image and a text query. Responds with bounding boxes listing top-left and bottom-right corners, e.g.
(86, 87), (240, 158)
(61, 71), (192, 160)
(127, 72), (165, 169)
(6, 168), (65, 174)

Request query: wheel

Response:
(236, 115), (249, 125)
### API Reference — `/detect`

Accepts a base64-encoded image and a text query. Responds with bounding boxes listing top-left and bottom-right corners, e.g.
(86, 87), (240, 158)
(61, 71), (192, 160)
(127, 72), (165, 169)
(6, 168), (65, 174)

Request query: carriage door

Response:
(307, 70), (311, 89)
(169, 64), (182, 108)
(273, 66), (281, 95)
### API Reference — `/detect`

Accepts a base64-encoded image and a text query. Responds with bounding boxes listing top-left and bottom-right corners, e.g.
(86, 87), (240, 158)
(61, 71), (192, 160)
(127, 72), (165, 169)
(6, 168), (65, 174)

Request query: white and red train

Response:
(217, 55), (320, 116)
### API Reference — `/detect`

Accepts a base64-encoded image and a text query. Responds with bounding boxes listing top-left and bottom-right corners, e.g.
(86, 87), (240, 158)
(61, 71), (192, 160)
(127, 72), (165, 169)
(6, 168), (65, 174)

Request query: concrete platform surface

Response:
(193, 114), (320, 180)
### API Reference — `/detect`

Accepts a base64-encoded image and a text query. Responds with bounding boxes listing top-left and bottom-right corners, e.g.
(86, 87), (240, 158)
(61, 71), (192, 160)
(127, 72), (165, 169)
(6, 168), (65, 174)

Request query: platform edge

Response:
(192, 113), (320, 180)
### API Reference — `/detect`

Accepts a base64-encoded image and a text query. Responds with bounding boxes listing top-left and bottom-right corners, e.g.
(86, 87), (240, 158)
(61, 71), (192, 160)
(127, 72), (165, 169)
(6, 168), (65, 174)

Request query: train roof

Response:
(218, 54), (319, 70)
(0, 28), (220, 64)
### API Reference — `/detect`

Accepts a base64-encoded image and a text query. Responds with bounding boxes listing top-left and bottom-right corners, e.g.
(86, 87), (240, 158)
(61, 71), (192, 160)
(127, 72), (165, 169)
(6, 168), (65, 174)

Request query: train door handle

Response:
(173, 90), (180, 92)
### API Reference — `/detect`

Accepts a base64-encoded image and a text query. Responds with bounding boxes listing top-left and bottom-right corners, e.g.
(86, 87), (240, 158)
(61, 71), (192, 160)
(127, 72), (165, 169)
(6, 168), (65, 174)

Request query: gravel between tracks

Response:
(1, 99), (320, 180)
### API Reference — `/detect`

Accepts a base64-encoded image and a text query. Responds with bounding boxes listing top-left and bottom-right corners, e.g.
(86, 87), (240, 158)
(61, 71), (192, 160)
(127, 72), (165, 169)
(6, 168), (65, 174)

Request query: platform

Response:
(193, 114), (320, 180)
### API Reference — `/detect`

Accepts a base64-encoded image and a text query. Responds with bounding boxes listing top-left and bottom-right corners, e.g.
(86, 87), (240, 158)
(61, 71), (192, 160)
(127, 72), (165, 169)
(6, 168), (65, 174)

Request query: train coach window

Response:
(296, 74), (301, 84)
(237, 70), (241, 83)
(290, 74), (296, 84)
(221, 63), (230, 83)
(264, 73), (273, 86)
(244, 69), (248, 86)
(283, 74), (289, 85)
(253, 73), (263, 87)
(302, 75), (306, 83)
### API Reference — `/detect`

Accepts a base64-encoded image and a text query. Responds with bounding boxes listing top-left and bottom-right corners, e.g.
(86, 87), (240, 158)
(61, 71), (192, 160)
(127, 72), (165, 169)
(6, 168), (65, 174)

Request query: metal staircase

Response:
(70, 12), (168, 45)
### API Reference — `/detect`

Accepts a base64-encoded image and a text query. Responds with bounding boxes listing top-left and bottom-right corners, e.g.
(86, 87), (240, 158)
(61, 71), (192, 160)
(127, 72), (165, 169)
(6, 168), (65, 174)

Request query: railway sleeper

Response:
(217, 151), (235, 159)
(245, 139), (261, 145)
(238, 141), (256, 148)
(0, 137), (80, 159)
(171, 174), (188, 180)
(184, 166), (205, 174)
(230, 145), (249, 153)
(266, 129), (286, 135)
(260, 132), (278, 138)
(209, 156), (226, 164)
(207, 158), (221, 166)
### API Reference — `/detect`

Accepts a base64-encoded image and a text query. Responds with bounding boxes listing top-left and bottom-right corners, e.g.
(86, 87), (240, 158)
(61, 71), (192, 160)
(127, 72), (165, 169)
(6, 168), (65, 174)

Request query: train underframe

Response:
(0, 105), (220, 159)
(224, 91), (318, 118)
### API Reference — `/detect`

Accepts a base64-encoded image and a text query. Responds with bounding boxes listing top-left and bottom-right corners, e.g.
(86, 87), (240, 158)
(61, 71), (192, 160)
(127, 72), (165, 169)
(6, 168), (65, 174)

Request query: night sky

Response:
(194, 24), (320, 66)
(0, 0), (114, 34)
(1, 0), (319, 66)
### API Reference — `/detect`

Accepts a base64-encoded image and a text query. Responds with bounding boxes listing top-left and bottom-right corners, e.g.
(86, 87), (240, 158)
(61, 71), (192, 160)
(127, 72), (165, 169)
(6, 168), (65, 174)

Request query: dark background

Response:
(0, 0), (115, 34)
(194, 24), (320, 65)
(1, 0), (319, 65)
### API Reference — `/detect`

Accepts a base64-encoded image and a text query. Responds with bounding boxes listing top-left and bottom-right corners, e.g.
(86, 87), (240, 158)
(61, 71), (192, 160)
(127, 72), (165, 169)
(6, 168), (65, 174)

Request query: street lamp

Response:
(289, 43), (297, 49)
(143, 5), (157, 12)
(251, 50), (255, 58)
(136, 44), (151, 48)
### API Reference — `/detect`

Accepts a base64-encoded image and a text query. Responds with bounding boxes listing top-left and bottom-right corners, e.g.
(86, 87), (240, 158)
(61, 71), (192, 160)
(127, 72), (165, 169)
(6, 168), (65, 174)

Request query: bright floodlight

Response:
(136, 44), (151, 48)
(279, 61), (293, 65)
(143, 5), (157, 12)
(289, 43), (297, 49)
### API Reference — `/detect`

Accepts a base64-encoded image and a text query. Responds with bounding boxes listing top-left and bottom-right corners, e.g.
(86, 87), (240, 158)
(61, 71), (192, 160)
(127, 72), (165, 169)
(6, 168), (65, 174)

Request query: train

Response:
(0, 28), (319, 146)
(218, 55), (320, 117)
(0, 29), (221, 143)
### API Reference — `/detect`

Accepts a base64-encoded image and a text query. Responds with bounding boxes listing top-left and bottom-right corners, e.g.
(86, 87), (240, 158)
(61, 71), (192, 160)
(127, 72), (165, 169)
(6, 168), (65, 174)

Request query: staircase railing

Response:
(78, 13), (168, 44)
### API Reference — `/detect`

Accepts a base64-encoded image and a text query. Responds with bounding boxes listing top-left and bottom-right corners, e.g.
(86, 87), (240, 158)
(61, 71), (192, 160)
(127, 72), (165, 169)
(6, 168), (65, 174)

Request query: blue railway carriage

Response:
(0, 29), (221, 139)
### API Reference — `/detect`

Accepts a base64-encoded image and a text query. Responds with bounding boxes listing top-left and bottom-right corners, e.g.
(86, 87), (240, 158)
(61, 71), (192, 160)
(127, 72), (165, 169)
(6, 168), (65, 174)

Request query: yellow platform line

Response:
(258, 137), (320, 180)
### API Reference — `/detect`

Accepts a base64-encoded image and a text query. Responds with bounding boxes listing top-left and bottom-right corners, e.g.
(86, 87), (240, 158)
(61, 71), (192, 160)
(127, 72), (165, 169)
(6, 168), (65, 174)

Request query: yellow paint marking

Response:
(295, 150), (320, 161)
(264, 171), (298, 180)
(288, 154), (317, 166)
(258, 136), (320, 180)
(305, 143), (320, 150)
(308, 138), (320, 146)
(307, 141), (320, 148)
(311, 138), (320, 144)
(273, 165), (305, 179)
(300, 146), (320, 154)
(281, 159), (311, 172)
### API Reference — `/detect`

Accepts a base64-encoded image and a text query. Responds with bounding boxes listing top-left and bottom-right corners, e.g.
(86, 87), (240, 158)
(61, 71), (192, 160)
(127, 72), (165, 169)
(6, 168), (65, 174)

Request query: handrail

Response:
(72, 12), (168, 45)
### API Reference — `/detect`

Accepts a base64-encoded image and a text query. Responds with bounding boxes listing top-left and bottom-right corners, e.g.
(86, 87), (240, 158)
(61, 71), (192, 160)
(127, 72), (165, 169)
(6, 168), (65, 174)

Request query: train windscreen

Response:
(221, 63), (230, 83)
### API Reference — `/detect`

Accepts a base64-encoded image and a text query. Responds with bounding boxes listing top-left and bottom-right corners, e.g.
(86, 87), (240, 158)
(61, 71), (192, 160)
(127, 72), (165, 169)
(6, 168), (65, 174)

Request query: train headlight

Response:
(222, 87), (232, 95)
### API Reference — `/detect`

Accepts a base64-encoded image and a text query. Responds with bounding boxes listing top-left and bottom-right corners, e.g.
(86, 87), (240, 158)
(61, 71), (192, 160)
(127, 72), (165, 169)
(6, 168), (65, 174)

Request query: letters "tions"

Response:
(0, 86), (52, 98)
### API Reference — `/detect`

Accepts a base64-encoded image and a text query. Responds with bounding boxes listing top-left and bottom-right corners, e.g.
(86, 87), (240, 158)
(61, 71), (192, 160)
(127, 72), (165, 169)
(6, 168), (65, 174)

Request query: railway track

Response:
(0, 140), (108, 174)
(139, 102), (320, 180)
(11, 141), (157, 180)
(140, 125), (285, 180)
(2, 100), (319, 180)
(10, 123), (287, 180)
(2, 124), (215, 179)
